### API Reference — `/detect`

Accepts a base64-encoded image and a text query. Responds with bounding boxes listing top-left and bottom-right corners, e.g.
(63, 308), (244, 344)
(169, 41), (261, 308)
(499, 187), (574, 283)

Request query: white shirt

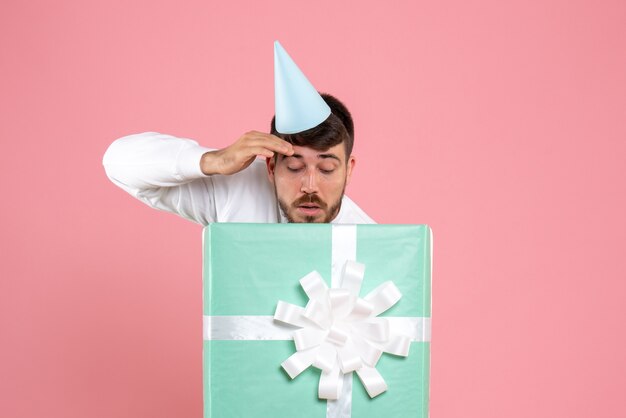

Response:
(102, 132), (375, 225)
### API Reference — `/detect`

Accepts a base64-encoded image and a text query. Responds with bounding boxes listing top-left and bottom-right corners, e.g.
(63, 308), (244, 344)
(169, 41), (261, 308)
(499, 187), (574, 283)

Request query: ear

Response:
(266, 156), (276, 184)
(345, 155), (356, 186)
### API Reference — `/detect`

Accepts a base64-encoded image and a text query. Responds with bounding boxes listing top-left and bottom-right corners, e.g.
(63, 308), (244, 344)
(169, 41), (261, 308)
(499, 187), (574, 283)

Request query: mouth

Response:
(297, 203), (322, 216)
(291, 194), (327, 219)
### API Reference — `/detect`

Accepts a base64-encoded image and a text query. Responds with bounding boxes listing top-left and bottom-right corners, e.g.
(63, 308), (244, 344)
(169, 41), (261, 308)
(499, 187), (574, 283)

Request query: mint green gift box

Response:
(202, 224), (431, 418)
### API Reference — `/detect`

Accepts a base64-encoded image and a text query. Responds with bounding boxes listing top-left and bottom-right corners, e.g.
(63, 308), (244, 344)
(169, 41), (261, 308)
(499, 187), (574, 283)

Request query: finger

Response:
(247, 139), (293, 156)
(268, 134), (295, 155)
(249, 146), (275, 159)
(244, 133), (294, 155)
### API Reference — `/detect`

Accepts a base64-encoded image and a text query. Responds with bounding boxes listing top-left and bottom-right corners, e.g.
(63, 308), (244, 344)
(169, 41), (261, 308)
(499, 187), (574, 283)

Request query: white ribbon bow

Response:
(274, 260), (412, 400)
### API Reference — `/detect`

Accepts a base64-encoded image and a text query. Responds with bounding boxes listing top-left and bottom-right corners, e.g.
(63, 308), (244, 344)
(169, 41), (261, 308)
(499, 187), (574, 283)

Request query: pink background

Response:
(1, 1), (625, 417)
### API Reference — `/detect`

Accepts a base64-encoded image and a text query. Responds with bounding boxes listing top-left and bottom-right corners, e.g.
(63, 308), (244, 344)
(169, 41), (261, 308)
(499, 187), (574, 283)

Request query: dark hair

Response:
(270, 93), (355, 157)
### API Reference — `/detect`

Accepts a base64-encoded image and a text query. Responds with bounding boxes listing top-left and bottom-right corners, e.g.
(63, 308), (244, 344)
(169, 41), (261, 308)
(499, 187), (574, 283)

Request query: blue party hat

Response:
(274, 41), (331, 134)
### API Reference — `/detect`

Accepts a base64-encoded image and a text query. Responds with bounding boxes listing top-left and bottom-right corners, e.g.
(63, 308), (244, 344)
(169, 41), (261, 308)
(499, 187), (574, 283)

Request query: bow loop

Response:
(300, 271), (328, 300)
(294, 327), (327, 351)
(329, 288), (352, 319)
(364, 281), (402, 316)
(339, 261), (365, 295)
(274, 301), (308, 327)
(356, 366), (388, 398)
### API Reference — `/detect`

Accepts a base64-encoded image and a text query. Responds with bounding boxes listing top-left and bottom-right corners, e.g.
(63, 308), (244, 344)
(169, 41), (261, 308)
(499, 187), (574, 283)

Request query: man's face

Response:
(267, 142), (355, 223)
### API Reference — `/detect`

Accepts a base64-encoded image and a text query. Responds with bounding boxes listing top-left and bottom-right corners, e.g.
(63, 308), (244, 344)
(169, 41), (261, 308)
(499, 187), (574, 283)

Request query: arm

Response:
(102, 131), (293, 225)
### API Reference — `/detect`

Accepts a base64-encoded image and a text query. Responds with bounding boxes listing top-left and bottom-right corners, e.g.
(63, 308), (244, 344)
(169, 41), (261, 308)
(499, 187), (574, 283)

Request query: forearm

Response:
(102, 131), (218, 224)
(103, 132), (212, 193)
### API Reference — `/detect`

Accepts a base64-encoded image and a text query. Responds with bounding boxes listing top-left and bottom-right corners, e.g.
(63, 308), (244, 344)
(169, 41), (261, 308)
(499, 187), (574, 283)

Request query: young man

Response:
(103, 94), (374, 225)
(104, 42), (374, 225)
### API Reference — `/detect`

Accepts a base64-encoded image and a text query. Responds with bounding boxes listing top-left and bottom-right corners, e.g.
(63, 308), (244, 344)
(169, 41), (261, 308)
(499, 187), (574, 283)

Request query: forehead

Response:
(281, 143), (346, 163)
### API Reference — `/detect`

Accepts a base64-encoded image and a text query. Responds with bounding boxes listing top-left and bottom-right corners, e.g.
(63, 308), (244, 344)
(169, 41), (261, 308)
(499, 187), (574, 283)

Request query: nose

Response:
(300, 169), (319, 194)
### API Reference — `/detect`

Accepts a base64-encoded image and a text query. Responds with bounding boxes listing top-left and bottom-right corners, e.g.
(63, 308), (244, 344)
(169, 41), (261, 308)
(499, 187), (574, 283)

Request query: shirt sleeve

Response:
(102, 131), (217, 225)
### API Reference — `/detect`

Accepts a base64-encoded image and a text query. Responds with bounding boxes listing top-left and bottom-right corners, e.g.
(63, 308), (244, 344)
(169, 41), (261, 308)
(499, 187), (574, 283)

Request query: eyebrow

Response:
(283, 153), (341, 162)
(318, 153), (341, 162)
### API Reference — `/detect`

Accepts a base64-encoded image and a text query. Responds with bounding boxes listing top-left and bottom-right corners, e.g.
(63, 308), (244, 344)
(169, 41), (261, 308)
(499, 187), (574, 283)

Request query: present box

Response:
(202, 224), (432, 418)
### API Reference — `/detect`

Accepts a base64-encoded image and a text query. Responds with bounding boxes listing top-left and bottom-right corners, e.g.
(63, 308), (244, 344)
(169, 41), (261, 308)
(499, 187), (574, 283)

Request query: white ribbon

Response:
(205, 315), (430, 343)
(203, 225), (431, 418)
(274, 260), (414, 400)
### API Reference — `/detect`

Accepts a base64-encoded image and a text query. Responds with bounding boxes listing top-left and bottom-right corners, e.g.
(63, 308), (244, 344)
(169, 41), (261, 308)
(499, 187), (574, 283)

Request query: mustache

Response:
(292, 194), (328, 210)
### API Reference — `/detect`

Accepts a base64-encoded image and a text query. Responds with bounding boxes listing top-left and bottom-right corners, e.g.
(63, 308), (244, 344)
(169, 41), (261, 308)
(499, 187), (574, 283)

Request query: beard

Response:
(276, 188), (345, 223)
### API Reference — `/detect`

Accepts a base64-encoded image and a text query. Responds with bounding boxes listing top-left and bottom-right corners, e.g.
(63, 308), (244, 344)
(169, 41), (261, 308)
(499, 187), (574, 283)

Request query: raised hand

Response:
(201, 131), (294, 176)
